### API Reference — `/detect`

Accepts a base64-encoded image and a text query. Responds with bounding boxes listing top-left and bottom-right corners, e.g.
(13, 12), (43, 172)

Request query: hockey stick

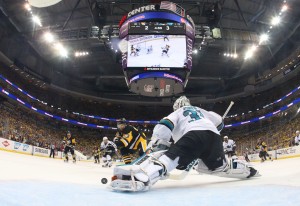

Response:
(168, 159), (198, 180)
(168, 101), (235, 180)
(222, 101), (234, 119)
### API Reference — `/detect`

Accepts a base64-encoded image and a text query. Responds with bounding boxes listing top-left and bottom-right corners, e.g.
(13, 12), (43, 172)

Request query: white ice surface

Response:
(1, 150), (300, 206)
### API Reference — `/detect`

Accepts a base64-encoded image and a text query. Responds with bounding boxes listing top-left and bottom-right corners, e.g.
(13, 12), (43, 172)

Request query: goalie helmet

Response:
(103, 136), (108, 141)
(173, 96), (191, 111)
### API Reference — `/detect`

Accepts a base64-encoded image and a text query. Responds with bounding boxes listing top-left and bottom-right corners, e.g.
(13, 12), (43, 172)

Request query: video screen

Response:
(127, 35), (187, 68)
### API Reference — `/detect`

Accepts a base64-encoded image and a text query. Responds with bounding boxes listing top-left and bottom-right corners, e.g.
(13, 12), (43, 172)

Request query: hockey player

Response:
(115, 118), (147, 164)
(130, 45), (136, 56)
(161, 45), (170, 57)
(93, 146), (100, 164)
(294, 130), (300, 146)
(110, 96), (260, 192)
(163, 35), (169, 41)
(100, 137), (117, 167)
(223, 136), (236, 158)
(62, 131), (76, 163)
(255, 138), (273, 162)
(147, 45), (153, 54)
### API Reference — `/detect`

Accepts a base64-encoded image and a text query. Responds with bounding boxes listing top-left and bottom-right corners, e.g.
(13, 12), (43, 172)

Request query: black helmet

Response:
(117, 118), (127, 125)
(117, 118), (127, 130)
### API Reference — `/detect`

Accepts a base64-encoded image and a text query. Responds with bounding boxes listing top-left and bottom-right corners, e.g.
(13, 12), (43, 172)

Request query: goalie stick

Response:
(168, 101), (235, 180)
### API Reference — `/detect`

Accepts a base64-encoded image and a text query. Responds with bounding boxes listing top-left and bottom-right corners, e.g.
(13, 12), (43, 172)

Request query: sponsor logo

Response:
(14, 142), (21, 149)
(186, 37), (193, 69)
(144, 85), (154, 92)
(34, 147), (48, 154)
(121, 52), (127, 69)
(165, 85), (170, 93)
(2, 140), (10, 147)
(23, 144), (29, 151)
(127, 5), (155, 18)
(277, 148), (296, 155)
(145, 67), (170, 71)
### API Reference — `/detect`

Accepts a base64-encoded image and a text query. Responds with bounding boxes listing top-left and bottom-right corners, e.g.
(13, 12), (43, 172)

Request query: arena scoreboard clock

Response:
(128, 22), (186, 35)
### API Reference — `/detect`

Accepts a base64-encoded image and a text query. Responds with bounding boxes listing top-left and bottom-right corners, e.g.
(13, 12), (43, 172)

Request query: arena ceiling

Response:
(0, 0), (300, 104)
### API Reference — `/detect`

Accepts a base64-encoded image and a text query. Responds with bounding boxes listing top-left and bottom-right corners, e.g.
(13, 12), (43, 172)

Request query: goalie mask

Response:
(173, 96), (191, 111)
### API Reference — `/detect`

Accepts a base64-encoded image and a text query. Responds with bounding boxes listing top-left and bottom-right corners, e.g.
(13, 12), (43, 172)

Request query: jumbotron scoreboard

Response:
(118, 1), (195, 97)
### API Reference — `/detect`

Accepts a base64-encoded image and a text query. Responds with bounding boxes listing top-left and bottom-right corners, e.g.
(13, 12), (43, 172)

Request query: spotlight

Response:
(193, 49), (198, 54)
(281, 4), (288, 12)
(245, 50), (254, 60)
(24, 3), (31, 11)
(259, 33), (269, 44)
(54, 43), (68, 57)
(233, 54), (238, 58)
(32, 15), (42, 27)
(43, 32), (54, 43)
(271, 16), (281, 26)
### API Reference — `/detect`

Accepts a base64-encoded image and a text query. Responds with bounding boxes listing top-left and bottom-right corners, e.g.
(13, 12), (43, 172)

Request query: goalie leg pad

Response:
(196, 158), (261, 179)
(110, 151), (177, 192)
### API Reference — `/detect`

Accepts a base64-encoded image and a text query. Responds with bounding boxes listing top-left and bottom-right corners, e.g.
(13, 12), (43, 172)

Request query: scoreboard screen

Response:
(127, 35), (187, 68)
(128, 22), (186, 35)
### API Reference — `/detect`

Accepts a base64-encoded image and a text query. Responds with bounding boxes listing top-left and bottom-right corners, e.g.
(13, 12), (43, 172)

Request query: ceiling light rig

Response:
(74, 51), (89, 57)
(223, 53), (238, 59)
(23, 1), (90, 58)
(244, 0), (289, 60)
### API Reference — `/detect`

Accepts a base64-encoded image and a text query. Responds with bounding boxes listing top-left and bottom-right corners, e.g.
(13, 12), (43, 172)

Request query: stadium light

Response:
(281, 4), (288, 12)
(259, 34), (269, 44)
(43, 32), (54, 43)
(74, 51), (89, 57)
(244, 45), (257, 60)
(32, 15), (42, 27)
(24, 3), (31, 11)
(193, 49), (198, 54)
(271, 16), (281, 26)
(54, 43), (68, 57)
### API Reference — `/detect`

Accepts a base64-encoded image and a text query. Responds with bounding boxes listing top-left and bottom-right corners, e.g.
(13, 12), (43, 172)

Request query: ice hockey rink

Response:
(0, 150), (300, 206)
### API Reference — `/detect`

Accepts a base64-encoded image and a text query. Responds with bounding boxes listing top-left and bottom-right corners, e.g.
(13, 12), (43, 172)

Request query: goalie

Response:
(110, 96), (260, 192)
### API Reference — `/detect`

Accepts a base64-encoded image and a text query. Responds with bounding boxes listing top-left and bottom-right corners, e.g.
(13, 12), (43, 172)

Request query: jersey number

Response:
(183, 107), (203, 123)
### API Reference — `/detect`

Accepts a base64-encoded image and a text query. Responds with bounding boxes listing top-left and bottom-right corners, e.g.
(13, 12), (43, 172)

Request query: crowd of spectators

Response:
(0, 101), (119, 156)
(227, 104), (300, 156)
